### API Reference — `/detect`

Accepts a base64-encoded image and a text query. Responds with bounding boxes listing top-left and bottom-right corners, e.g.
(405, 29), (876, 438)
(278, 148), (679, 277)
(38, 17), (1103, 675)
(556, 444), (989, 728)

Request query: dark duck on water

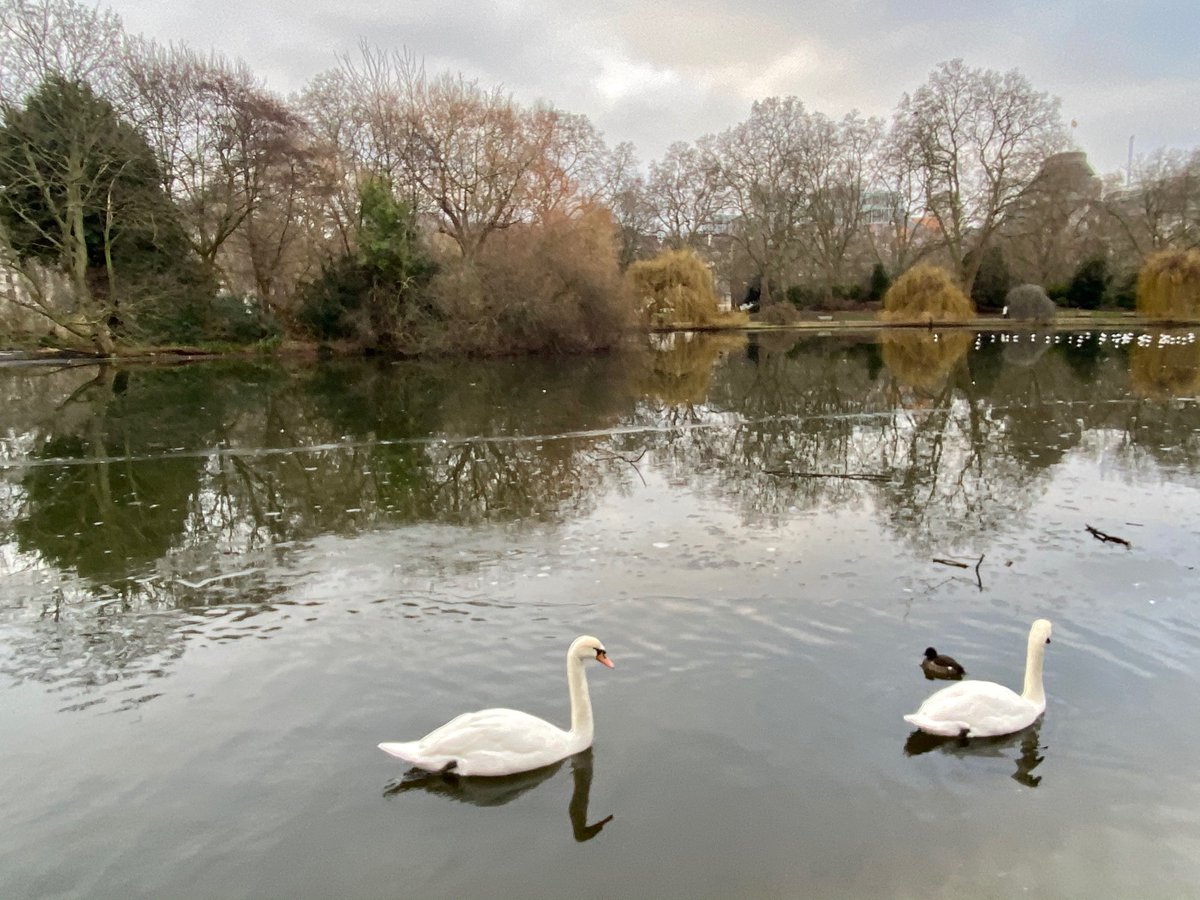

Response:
(921, 647), (965, 680)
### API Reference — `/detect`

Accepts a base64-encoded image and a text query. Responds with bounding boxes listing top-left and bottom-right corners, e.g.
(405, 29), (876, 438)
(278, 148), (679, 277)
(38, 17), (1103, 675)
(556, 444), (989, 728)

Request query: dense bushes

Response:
(880, 264), (976, 322)
(429, 207), (636, 355)
(298, 180), (435, 350)
(1065, 257), (1111, 309)
(1136, 250), (1200, 321)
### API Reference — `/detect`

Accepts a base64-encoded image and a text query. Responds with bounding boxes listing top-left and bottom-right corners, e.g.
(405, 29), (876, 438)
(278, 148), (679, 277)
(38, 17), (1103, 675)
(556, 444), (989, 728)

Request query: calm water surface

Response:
(2, 329), (1199, 898)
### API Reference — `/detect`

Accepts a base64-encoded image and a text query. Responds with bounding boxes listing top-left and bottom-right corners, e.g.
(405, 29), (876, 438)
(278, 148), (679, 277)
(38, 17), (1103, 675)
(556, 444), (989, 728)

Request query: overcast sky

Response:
(105, 0), (1198, 175)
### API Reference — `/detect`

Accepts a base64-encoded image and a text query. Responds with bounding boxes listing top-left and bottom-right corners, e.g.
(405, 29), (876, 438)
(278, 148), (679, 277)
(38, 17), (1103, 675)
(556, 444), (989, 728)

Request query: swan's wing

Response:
(908, 681), (1036, 736)
(411, 708), (568, 758)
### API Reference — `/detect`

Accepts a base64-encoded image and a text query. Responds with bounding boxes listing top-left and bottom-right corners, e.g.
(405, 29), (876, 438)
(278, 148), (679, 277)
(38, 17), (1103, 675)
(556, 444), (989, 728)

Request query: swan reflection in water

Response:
(904, 720), (1046, 788)
(384, 747), (613, 841)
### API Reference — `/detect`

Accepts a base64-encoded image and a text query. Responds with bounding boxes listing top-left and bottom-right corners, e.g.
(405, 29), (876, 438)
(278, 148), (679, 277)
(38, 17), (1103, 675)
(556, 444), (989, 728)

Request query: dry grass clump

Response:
(880, 264), (975, 323)
(1136, 250), (1200, 321)
(881, 330), (973, 390)
(626, 249), (745, 327)
(1005, 284), (1057, 323)
(1130, 335), (1200, 399)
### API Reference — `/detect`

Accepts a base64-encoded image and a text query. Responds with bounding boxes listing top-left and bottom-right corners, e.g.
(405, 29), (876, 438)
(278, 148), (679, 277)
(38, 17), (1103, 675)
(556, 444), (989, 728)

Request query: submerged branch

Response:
(932, 557), (969, 569)
(1085, 524), (1131, 549)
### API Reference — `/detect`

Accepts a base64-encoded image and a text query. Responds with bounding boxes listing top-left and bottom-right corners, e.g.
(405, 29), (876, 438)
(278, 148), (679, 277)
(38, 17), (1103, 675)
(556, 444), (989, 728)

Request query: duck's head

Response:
(571, 635), (614, 668)
(923, 647), (940, 661)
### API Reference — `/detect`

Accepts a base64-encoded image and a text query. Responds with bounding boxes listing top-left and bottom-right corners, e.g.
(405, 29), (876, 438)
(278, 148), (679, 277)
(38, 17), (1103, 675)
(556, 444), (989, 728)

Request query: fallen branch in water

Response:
(1085, 524), (1131, 549)
(766, 469), (891, 482)
(932, 557), (969, 569)
(974, 553), (985, 591)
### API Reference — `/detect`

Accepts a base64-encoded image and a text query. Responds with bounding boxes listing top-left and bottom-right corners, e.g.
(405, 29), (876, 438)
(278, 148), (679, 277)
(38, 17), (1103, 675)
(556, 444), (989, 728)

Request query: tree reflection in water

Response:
(903, 719), (1046, 788)
(3, 330), (1200, 709)
(383, 748), (613, 842)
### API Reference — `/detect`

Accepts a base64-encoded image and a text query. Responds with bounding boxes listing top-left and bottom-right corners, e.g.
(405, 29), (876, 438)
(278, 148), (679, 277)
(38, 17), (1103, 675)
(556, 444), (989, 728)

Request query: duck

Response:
(904, 619), (1052, 738)
(379, 635), (614, 777)
(921, 646), (965, 679)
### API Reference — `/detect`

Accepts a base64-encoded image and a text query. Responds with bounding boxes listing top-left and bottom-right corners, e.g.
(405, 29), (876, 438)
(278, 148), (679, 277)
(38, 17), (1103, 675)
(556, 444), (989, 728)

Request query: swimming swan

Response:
(378, 635), (614, 777)
(904, 619), (1052, 738)
(921, 646), (965, 679)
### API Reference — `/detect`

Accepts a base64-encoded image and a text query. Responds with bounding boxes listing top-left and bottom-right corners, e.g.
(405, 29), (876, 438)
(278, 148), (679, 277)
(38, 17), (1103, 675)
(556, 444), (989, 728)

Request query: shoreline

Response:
(3, 313), (1198, 365)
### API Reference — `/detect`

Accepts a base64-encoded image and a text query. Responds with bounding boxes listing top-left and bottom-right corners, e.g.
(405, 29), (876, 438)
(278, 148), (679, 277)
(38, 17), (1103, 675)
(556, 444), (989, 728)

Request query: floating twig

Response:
(765, 469), (891, 482)
(974, 553), (985, 591)
(1085, 524), (1131, 549)
(932, 558), (969, 569)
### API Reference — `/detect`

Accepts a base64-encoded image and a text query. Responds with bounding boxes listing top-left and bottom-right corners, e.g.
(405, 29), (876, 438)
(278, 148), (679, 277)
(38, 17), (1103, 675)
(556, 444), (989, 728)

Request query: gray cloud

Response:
(106, 0), (1198, 172)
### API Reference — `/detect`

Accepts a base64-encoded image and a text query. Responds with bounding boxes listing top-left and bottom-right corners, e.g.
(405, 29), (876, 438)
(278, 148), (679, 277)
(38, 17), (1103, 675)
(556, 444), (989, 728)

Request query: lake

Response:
(2, 328), (1199, 899)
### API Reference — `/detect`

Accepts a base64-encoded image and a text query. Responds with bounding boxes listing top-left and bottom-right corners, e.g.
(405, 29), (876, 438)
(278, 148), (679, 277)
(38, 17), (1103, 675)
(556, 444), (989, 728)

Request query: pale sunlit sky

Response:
(105, 0), (1199, 175)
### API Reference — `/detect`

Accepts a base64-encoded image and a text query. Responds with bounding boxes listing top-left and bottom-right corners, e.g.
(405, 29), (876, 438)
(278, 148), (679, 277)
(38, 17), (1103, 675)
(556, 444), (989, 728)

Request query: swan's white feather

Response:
(379, 708), (577, 776)
(903, 680), (1041, 737)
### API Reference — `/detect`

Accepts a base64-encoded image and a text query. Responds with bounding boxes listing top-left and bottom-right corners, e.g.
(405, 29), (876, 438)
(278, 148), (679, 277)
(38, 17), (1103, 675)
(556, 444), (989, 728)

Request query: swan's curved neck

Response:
(567, 653), (594, 742)
(1021, 632), (1047, 708)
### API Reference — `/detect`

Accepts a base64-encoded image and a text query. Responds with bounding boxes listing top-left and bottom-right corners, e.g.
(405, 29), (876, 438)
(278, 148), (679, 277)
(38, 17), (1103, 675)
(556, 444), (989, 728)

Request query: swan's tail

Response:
(903, 713), (967, 737)
(378, 741), (420, 762)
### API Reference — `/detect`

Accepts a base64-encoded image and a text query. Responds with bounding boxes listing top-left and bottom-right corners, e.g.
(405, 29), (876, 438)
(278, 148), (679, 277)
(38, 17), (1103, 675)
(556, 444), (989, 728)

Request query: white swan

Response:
(378, 635), (614, 777)
(904, 619), (1052, 738)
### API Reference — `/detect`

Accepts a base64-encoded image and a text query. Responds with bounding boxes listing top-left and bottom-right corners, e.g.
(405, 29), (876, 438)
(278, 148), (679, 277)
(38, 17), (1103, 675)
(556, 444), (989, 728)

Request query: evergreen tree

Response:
(298, 178), (434, 348)
(867, 263), (891, 302)
(969, 245), (1012, 312)
(1065, 256), (1110, 310)
(0, 75), (213, 350)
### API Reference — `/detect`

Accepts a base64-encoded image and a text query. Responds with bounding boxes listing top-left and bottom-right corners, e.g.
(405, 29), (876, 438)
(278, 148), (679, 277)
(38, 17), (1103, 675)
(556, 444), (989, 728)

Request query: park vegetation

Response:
(1136, 250), (1200, 322)
(627, 248), (746, 328)
(1, 0), (1199, 357)
(880, 264), (975, 323)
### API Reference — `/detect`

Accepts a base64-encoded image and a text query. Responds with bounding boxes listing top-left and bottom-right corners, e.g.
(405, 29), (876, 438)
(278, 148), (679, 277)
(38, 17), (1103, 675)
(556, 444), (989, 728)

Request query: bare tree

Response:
(866, 125), (936, 275)
(645, 138), (727, 249)
(894, 59), (1067, 290)
(794, 111), (880, 292)
(1102, 148), (1200, 259)
(715, 97), (810, 304)
(126, 43), (302, 283)
(0, 0), (128, 106)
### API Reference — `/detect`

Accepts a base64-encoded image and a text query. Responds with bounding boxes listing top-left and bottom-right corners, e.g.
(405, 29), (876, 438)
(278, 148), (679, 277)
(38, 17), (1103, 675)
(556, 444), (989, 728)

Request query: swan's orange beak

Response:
(598, 652), (614, 668)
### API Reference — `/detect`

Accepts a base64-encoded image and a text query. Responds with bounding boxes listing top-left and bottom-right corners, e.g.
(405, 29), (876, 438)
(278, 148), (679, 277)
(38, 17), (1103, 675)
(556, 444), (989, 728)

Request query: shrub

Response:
(627, 248), (727, 326)
(1065, 256), (1111, 309)
(880, 264), (975, 323)
(297, 180), (435, 349)
(1136, 250), (1200, 321)
(785, 284), (822, 309)
(1005, 284), (1057, 323)
(970, 245), (1012, 312)
(758, 302), (802, 325)
(430, 206), (637, 355)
